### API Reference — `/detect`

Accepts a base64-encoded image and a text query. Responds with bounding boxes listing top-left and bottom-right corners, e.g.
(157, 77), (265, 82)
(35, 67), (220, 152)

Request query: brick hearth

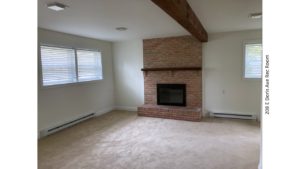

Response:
(138, 105), (201, 121)
(138, 36), (202, 121)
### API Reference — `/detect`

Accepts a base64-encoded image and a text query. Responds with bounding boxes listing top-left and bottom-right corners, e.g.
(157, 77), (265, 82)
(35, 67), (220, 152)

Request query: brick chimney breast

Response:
(138, 36), (202, 121)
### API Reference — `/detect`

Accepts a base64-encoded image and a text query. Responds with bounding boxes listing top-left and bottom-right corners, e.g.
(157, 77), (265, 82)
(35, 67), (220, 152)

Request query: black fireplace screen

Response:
(157, 84), (186, 106)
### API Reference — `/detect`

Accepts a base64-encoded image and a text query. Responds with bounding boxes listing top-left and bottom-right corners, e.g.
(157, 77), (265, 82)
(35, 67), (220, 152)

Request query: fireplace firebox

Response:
(157, 84), (186, 106)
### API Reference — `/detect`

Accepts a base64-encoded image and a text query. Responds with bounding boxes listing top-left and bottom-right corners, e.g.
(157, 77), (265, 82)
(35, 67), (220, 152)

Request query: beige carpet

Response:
(38, 111), (260, 169)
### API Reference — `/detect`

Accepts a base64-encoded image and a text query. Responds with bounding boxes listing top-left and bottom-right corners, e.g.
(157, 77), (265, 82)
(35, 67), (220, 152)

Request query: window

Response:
(40, 45), (102, 86)
(244, 43), (262, 78)
(40, 46), (77, 86)
(77, 50), (102, 82)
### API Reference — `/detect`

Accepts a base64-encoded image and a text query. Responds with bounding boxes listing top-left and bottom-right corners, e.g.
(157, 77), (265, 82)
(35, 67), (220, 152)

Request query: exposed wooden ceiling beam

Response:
(151, 0), (208, 42)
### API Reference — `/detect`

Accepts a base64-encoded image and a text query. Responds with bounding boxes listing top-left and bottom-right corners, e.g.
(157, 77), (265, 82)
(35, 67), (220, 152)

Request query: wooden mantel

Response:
(141, 67), (202, 72)
(151, 0), (208, 42)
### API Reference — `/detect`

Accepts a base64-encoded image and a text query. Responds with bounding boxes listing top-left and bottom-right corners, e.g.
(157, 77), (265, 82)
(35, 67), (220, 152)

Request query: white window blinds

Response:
(77, 50), (102, 82)
(40, 45), (103, 86)
(244, 44), (262, 78)
(40, 46), (76, 86)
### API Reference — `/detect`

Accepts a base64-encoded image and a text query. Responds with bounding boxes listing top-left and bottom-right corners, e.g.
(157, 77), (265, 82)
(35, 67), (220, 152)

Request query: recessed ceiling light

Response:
(249, 12), (262, 19)
(116, 27), (128, 31)
(47, 2), (67, 11)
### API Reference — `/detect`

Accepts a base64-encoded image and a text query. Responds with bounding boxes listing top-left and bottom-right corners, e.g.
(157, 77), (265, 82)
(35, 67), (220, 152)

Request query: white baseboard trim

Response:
(114, 106), (137, 112)
(95, 106), (115, 116)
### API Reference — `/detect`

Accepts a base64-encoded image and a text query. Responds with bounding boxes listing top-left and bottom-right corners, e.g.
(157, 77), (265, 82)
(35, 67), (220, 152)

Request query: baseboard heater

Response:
(210, 112), (256, 120)
(40, 113), (95, 137)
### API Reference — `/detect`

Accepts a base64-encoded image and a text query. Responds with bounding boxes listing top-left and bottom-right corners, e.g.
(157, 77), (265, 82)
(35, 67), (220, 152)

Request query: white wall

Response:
(202, 30), (262, 119)
(38, 28), (261, 131)
(112, 31), (262, 119)
(113, 40), (144, 110)
(38, 28), (115, 131)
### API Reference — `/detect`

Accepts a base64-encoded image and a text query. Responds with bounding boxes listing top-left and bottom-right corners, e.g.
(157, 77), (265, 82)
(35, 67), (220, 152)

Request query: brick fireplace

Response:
(138, 35), (202, 121)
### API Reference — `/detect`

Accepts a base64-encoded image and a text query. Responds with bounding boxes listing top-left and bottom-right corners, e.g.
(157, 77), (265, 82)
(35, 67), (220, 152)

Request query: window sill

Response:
(242, 77), (262, 81)
(39, 79), (103, 89)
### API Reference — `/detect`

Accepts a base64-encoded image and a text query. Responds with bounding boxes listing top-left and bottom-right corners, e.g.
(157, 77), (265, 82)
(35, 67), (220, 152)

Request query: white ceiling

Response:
(38, 0), (262, 42)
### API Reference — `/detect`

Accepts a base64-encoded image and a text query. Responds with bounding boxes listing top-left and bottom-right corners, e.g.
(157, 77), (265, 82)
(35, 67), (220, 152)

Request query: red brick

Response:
(139, 36), (203, 121)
